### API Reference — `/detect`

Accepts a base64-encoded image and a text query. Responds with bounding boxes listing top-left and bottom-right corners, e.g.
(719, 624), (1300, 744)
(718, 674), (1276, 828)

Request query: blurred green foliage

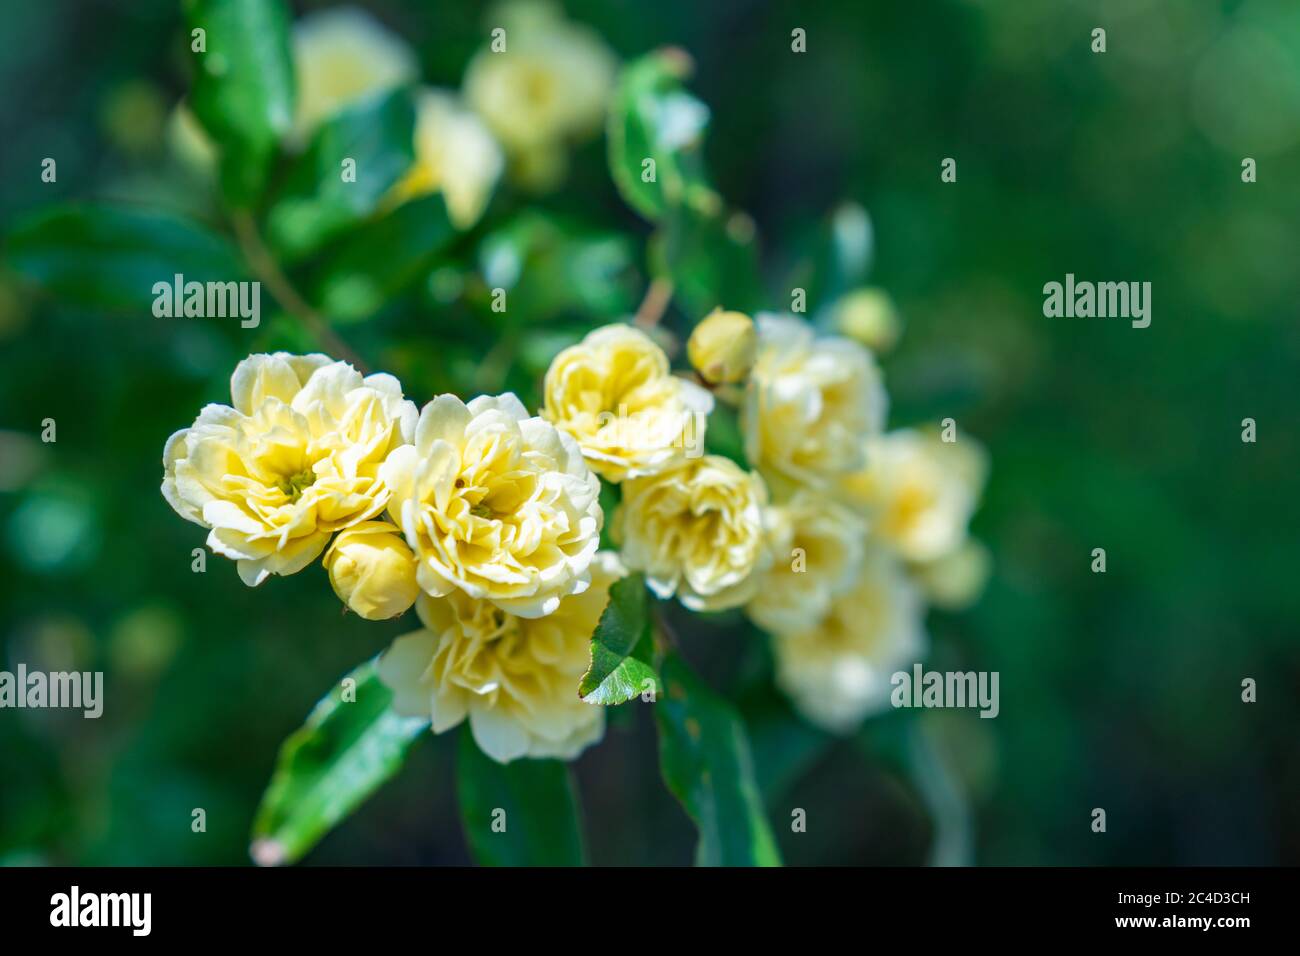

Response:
(1, 0), (1297, 866)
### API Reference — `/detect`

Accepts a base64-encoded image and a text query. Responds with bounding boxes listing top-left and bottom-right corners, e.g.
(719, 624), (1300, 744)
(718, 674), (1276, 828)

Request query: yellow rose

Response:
(745, 491), (867, 636)
(687, 309), (757, 384)
(464, 0), (616, 187)
(292, 7), (418, 140)
(390, 88), (504, 230)
(615, 454), (768, 611)
(833, 288), (901, 353)
(324, 521), (420, 620)
(772, 550), (925, 733)
(162, 353), (417, 586)
(743, 314), (887, 490)
(379, 392), (602, 619)
(542, 324), (713, 483)
(379, 551), (625, 762)
(838, 429), (987, 563)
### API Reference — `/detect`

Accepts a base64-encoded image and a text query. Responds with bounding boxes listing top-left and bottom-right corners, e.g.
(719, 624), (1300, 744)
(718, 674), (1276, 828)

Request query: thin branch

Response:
(230, 211), (370, 373)
(633, 277), (673, 330)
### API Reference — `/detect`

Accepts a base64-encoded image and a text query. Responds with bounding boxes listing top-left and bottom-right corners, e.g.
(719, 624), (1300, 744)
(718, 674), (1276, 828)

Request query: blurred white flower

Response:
(391, 88), (504, 229)
(772, 550), (925, 734)
(292, 6), (418, 140)
(464, 0), (617, 189)
(839, 428), (988, 563)
(911, 538), (992, 611)
(743, 314), (887, 492)
(746, 491), (866, 636)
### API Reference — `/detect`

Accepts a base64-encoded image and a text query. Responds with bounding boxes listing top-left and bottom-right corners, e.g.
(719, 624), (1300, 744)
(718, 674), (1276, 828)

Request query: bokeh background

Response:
(1, 0), (1297, 865)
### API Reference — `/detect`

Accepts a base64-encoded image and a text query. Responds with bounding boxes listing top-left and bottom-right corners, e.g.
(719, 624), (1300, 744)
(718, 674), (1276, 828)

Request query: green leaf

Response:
(579, 573), (662, 706)
(479, 212), (639, 322)
(5, 203), (246, 312)
(809, 202), (874, 315)
(267, 88), (417, 263)
(650, 206), (763, 318)
(607, 49), (721, 223)
(655, 654), (782, 866)
(249, 658), (428, 866)
(608, 54), (762, 317)
(185, 0), (296, 205)
(455, 728), (586, 866)
(298, 194), (457, 322)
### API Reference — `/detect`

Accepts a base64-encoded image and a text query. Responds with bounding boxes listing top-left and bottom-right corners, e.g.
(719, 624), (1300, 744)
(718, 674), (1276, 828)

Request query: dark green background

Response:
(0, 0), (1296, 865)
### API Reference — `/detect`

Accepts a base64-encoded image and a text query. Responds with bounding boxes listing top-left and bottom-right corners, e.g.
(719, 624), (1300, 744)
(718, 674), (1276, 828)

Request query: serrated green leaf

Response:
(579, 573), (662, 706)
(185, 0), (296, 205)
(608, 50), (720, 223)
(298, 193), (456, 322)
(249, 658), (427, 866)
(267, 88), (417, 263)
(655, 654), (782, 866)
(5, 203), (246, 312)
(455, 728), (586, 866)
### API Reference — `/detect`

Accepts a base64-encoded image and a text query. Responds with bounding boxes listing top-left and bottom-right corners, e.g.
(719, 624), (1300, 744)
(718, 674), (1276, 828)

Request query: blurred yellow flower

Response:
(687, 308), (757, 384)
(743, 314), (887, 491)
(292, 6), (418, 140)
(379, 393), (602, 619)
(615, 454), (768, 611)
(745, 490), (866, 636)
(162, 353), (417, 586)
(772, 550), (925, 733)
(833, 287), (902, 354)
(542, 324), (713, 483)
(390, 88), (504, 230)
(324, 520), (420, 620)
(839, 429), (988, 563)
(464, 0), (616, 189)
(911, 539), (992, 611)
(379, 551), (625, 762)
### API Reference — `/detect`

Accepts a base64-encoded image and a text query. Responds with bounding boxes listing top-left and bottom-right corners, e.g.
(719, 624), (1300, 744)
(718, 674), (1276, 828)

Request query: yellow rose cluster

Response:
(163, 351), (613, 763)
(681, 307), (990, 733)
(163, 302), (988, 759)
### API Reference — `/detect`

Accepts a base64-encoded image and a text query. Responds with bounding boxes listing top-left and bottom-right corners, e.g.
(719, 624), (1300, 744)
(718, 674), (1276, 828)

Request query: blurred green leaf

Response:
(299, 194), (456, 322)
(608, 51), (762, 318)
(579, 573), (661, 706)
(608, 49), (720, 223)
(455, 728), (586, 866)
(651, 207), (763, 318)
(267, 89), (417, 263)
(655, 653), (782, 866)
(249, 658), (428, 866)
(810, 202), (874, 312)
(479, 212), (638, 321)
(185, 0), (295, 205)
(5, 203), (245, 312)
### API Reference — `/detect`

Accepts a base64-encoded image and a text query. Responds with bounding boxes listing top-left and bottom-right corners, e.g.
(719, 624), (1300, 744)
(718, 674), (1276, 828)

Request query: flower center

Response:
(279, 469), (317, 502)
